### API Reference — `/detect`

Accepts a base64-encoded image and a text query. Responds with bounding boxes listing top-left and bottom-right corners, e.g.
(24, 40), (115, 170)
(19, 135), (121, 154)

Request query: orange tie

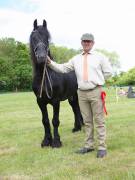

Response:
(83, 53), (88, 81)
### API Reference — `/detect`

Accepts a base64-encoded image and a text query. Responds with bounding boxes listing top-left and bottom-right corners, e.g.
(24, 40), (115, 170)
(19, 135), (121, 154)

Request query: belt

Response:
(79, 85), (102, 91)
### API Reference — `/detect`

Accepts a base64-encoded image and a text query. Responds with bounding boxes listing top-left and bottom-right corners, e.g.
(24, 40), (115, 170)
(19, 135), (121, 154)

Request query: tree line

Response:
(0, 38), (79, 91)
(0, 38), (134, 92)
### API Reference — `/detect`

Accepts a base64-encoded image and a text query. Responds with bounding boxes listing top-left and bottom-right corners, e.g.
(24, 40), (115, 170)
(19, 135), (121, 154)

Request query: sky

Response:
(0, 0), (135, 72)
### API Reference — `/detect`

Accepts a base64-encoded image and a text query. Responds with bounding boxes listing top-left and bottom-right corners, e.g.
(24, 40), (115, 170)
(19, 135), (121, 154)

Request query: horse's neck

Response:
(34, 64), (52, 77)
(35, 64), (44, 75)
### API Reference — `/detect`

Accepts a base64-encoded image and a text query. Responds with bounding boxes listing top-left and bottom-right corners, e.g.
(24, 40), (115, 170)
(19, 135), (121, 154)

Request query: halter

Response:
(34, 41), (47, 54)
(31, 30), (53, 99)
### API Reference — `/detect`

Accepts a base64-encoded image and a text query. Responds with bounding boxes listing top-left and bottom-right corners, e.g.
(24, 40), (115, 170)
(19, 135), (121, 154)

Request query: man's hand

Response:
(47, 56), (51, 64)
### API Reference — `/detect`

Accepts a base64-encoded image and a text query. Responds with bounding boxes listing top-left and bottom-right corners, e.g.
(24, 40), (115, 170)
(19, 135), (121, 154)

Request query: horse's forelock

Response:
(35, 25), (51, 41)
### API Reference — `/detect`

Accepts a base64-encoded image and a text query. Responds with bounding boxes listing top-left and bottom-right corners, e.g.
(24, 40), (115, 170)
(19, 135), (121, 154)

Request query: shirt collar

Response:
(81, 50), (94, 55)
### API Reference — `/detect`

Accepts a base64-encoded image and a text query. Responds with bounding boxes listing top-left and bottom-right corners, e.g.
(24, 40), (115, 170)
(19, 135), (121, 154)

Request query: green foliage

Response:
(49, 43), (79, 63)
(0, 39), (79, 92)
(0, 38), (32, 91)
(114, 67), (135, 86)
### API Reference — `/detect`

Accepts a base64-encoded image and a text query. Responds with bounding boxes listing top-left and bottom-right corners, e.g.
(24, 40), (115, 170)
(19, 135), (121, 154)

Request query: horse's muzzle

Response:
(37, 55), (47, 64)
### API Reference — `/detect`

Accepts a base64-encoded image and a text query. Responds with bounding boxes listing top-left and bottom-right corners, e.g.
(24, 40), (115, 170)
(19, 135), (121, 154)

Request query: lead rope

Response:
(39, 62), (46, 98)
(39, 60), (53, 99)
(45, 69), (53, 98)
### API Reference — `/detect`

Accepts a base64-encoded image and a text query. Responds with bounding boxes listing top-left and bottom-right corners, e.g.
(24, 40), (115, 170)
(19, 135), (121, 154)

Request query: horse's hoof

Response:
(72, 127), (81, 133)
(51, 139), (62, 148)
(41, 139), (52, 148)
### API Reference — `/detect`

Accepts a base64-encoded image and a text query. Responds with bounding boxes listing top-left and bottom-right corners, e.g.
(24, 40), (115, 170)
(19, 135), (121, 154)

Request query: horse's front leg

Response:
(52, 102), (62, 148)
(37, 98), (52, 147)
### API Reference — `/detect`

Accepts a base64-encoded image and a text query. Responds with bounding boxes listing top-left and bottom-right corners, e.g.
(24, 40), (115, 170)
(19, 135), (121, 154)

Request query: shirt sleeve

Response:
(101, 56), (113, 80)
(48, 58), (74, 73)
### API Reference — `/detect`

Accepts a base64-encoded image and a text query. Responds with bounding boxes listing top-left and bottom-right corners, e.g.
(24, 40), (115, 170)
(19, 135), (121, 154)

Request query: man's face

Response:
(81, 40), (94, 53)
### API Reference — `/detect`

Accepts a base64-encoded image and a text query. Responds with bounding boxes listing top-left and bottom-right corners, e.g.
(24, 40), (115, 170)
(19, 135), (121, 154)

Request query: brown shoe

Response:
(75, 147), (94, 154)
(97, 150), (107, 158)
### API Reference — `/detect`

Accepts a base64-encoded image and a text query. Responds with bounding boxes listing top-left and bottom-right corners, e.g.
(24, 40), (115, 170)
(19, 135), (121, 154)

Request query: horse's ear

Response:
(43, 20), (47, 28)
(33, 19), (38, 30)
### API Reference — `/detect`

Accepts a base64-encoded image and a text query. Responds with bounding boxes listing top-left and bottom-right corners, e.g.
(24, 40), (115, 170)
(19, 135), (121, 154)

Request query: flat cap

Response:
(81, 33), (94, 41)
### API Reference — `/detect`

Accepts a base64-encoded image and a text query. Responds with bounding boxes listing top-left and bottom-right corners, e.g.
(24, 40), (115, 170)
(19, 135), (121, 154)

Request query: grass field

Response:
(0, 88), (135, 180)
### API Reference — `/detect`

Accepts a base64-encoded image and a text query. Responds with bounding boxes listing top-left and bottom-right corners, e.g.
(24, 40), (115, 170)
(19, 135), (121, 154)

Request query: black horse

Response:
(30, 19), (83, 148)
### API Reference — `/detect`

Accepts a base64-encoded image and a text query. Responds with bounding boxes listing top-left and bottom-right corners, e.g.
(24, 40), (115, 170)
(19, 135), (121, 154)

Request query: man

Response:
(47, 33), (112, 158)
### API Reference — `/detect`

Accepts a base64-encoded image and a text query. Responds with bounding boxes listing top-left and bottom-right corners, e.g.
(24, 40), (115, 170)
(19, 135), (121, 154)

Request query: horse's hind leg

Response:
(52, 102), (62, 148)
(37, 98), (52, 147)
(68, 94), (83, 132)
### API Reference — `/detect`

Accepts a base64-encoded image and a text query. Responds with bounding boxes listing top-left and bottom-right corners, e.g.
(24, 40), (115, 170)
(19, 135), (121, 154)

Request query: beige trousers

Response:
(77, 86), (106, 150)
